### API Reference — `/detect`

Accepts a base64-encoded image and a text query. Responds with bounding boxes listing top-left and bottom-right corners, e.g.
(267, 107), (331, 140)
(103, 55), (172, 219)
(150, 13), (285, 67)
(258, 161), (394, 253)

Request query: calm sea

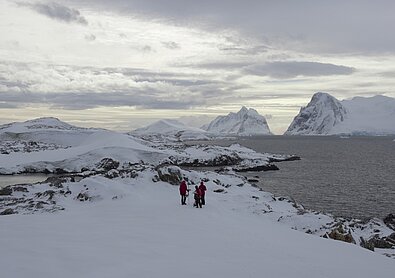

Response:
(191, 136), (395, 220)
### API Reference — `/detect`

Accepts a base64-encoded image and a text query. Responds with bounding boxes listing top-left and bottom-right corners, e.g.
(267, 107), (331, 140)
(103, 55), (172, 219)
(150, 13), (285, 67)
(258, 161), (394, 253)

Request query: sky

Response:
(1, 0), (395, 134)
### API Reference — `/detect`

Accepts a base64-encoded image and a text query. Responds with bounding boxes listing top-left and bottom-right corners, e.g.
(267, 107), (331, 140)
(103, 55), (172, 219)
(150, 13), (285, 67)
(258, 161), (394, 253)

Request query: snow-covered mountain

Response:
(131, 119), (209, 141)
(0, 117), (100, 147)
(203, 106), (272, 136)
(285, 93), (395, 135)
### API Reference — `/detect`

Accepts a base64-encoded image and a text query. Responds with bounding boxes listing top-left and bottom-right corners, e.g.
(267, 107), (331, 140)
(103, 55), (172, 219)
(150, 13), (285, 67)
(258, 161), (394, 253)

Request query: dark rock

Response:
(96, 158), (120, 171)
(0, 208), (17, 215)
(76, 192), (90, 201)
(247, 178), (259, 183)
(367, 235), (393, 249)
(12, 186), (28, 192)
(35, 201), (47, 209)
(383, 214), (395, 230)
(360, 237), (375, 251)
(104, 169), (120, 179)
(43, 190), (56, 200)
(234, 163), (279, 172)
(157, 166), (182, 186)
(54, 168), (70, 174)
(176, 155), (241, 167)
(0, 187), (12, 196)
(327, 225), (355, 244)
(213, 189), (226, 193)
(43, 176), (66, 188)
(269, 156), (301, 162)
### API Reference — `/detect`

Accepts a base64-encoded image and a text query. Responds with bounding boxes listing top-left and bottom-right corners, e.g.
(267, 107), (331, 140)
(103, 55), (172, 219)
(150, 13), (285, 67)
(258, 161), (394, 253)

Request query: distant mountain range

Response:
(131, 107), (272, 139)
(3, 92), (395, 139)
(285, 92), (395, 135)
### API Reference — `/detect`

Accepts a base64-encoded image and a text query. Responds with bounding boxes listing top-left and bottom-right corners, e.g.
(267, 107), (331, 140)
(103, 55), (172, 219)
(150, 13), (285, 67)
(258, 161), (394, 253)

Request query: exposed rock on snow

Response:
(384, 214), (395, 230)
(203, 106), (272, 136)
(285, 92), (395, 135)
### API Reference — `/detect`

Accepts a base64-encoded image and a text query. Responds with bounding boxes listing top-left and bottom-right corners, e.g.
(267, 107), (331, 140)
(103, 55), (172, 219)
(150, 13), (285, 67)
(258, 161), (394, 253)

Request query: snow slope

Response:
(0, 117), (101, 147)
(203, 106), (272, 136)
(1, 172), (394, 278)
(131, 119), (209, 141)
(0, 118), (169, 173)
(285, 93), (395, 135)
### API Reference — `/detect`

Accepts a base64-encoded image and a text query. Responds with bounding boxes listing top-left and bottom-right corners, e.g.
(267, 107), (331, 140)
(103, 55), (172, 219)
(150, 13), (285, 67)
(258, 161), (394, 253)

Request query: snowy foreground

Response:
(1, 172), (395, 278)
(1, 118), (395, 277)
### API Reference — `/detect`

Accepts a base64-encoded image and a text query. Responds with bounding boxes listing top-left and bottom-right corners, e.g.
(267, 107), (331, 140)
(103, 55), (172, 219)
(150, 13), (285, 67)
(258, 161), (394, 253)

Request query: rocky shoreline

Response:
(1, 158), (394, 258)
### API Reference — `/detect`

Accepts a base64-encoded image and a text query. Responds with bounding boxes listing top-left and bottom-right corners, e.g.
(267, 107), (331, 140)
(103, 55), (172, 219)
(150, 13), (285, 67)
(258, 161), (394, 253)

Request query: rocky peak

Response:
(204, 106), (272, 136)
(285, 92), (347, 135)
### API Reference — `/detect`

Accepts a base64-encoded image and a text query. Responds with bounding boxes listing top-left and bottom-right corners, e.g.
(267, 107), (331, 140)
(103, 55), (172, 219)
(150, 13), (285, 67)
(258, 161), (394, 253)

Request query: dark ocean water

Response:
(192, 136), (395, 220)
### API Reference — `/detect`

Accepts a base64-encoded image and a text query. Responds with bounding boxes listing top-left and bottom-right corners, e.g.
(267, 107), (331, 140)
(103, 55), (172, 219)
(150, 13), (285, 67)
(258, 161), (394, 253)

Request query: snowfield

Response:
(1, 172), (394, 278)
(1, 117), (394, 278)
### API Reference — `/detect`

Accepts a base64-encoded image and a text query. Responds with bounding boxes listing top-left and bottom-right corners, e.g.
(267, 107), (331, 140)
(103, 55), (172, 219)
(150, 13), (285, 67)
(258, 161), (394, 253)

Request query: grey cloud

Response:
(18, 1), (88, 25)
(0, 91), (206, 110)
(70, 0), (395, 54)
(161, 41), (180, 49)
(84, 34), (96, 41)
(176, 61), (250, 71)
(218, 45), (268, 56)
(245, 61), (355, 79)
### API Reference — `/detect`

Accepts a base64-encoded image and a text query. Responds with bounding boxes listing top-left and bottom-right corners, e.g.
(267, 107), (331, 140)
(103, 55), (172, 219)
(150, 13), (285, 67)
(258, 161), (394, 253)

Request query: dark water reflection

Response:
(189, 136), (395, 220)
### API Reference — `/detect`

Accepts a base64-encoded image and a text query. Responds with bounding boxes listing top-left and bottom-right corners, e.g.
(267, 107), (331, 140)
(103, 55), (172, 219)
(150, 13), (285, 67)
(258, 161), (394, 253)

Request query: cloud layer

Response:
(18, 1), (88, 24)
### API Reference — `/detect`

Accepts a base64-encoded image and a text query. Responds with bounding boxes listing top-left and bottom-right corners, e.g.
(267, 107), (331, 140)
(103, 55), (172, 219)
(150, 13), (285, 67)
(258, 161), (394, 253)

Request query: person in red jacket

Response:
(198, 181), (207, 205)
(193, 185), (202, 208)
(179, 180), (188, 205)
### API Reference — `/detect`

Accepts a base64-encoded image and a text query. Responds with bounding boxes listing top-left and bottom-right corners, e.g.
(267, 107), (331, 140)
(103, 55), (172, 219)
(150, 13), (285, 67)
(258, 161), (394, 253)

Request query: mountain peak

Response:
(285, 93), (347, 135)
(204, 107), (271, 136)
(285, 93), (395, 135)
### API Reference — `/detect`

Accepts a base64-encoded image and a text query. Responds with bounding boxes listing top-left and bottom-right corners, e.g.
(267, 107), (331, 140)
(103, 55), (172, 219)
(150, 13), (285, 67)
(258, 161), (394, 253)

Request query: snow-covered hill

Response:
(131, 119), (209, 141)
(0, 117), (101, 147)
(203, 106), (272, 136)
(1, 166), (394, 278)
(285, 93), (395, 135)
(1, 117), (395, 277)
(0, 117), (169, 173)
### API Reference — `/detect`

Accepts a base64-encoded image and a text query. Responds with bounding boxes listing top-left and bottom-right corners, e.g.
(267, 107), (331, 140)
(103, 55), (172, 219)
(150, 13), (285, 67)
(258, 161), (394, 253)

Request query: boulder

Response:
(0, 208), (17, 215)
(367, 235), (393, 249)
(0, 187), (12, 195)
(327, 225), (355, 244)
(383, 214), (395, 230)
(96, 158), (120, 172)
(157, 166), (182, 185)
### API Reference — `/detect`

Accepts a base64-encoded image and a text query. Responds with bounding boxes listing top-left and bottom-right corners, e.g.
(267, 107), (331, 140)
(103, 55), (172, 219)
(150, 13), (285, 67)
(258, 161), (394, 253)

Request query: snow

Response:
(204, 106), (272, 136)
(1, 117), (394, 277)
(285, 93), (395, 135)
(1, 172), (394, 278)
(131, 119), (209, 141)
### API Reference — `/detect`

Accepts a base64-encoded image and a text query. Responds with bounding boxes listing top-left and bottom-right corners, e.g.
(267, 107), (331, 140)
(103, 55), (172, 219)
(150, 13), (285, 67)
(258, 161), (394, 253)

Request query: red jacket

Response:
(199, 183), (207, 196)
(194, 188), (202, 199)
(179, 181), (187, 195)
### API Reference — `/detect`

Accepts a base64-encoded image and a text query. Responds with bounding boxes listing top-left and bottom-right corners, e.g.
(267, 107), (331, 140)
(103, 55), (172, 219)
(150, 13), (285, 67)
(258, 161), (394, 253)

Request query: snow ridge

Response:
(203, 106), (272, 136)
(131, 119), (208, 141)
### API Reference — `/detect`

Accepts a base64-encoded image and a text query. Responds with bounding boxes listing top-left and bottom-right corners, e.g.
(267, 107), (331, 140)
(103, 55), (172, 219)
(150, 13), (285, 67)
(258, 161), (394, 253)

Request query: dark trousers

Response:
(181, 194), (187, 205)
(201, 195), (205, 205)
(194, 198), (202, 208)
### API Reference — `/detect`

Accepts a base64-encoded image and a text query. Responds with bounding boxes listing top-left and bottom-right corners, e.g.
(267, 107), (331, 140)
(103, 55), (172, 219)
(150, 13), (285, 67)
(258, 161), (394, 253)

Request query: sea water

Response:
(189, 136), (395, 220)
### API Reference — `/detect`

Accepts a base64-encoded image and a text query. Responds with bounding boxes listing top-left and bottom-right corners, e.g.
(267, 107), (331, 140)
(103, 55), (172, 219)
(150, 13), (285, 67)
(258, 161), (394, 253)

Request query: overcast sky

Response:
(1, 0), (395, 134)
